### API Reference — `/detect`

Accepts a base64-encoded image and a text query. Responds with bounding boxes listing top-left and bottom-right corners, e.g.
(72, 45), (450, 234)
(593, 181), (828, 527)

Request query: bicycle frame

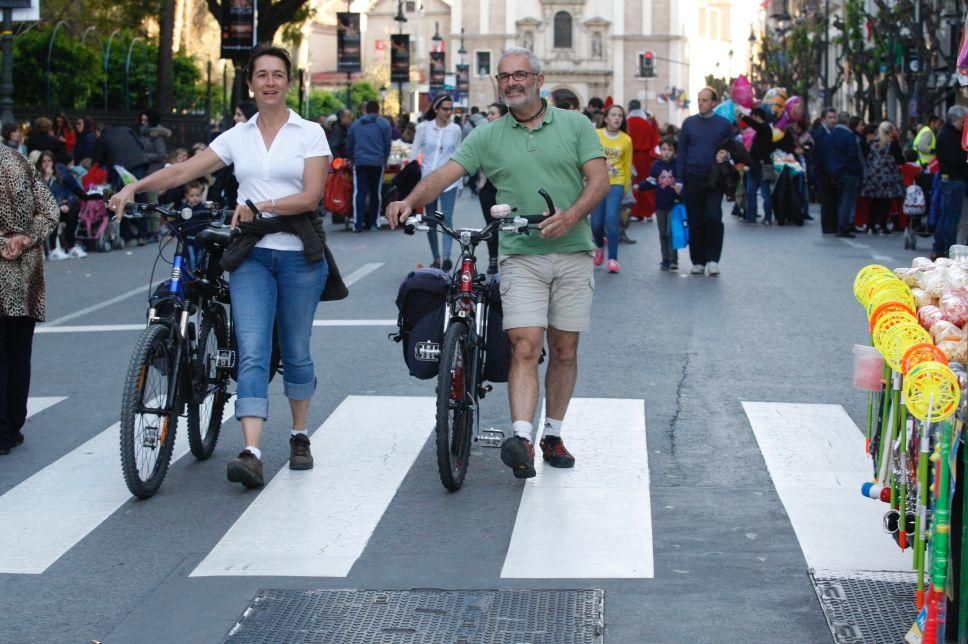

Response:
(129, 205), (233, 420)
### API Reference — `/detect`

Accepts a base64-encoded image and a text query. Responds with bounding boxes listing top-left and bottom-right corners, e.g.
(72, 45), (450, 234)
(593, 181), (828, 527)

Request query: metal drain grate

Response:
(810, 569), (918, 643)
(224, 588), (605, 644)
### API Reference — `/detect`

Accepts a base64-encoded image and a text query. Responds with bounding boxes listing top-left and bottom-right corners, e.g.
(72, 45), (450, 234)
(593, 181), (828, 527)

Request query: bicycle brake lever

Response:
(244, 199), (263, 221)
(538, 188), (555, 218)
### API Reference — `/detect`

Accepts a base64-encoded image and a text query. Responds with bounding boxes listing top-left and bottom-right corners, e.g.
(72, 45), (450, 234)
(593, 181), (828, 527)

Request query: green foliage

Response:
(11, 26), (204, 111)
(13, 27), (103, 108)
(704, 75), (730, 101)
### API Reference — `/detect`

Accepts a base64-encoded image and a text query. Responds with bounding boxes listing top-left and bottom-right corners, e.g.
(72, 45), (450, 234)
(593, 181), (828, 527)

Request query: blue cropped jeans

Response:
(229, 247), (327, 420)
(590, 185), (625, 261)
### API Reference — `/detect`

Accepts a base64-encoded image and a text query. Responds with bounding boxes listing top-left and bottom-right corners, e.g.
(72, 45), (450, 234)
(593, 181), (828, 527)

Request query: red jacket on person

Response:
(627, 110), (660, 218)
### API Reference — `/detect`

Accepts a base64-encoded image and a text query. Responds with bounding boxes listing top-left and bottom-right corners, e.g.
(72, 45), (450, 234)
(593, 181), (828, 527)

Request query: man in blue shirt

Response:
(823, 112), (865, 238)
(676, 87), (734, 276)
(347, 100), (392, 231)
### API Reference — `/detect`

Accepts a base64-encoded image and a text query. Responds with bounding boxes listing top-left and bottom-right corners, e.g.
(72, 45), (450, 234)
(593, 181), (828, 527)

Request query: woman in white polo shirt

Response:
(109, 45), (331, 489)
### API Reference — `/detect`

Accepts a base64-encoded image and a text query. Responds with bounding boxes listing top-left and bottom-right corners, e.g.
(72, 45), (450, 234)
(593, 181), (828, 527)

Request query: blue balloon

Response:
(713, 99), (736, 124)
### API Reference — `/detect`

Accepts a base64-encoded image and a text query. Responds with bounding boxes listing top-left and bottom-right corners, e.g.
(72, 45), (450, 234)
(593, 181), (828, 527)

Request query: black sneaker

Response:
(540, 435), (576, 468)
(289, 433), (314, 470)
(441, 258), (453, 272)
(226, 450), (265, 488)
(500, 436), (536, 479)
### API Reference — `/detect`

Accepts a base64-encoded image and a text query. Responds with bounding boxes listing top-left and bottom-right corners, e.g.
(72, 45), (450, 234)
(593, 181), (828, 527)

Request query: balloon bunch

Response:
(853, 261), (968, 642)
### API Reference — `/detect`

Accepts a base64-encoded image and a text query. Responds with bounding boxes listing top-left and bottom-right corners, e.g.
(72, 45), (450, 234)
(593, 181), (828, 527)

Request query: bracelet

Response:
(270, 198), (276, 211)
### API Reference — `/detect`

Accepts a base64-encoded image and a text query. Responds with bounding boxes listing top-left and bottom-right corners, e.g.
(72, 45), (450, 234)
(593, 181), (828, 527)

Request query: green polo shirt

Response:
(451, 106), (604, 255)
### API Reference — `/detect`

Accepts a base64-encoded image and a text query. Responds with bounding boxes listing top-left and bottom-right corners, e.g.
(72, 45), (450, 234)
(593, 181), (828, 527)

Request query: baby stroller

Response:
(76, 164), (123, 252)
(902, 173), (934, 251)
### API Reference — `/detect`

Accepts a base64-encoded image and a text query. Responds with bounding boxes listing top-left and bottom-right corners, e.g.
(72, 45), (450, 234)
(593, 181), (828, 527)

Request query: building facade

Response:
(307, 0), (757, 125)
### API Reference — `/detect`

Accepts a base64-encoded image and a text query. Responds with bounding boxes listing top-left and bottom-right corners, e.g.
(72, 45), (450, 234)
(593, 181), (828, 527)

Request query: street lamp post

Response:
(46, 21), (68, 109)
(394, 0), (407, 116)
(104, 29), (121, 110)
(124, 37), (144, 112)
(769, 0), (792, 89)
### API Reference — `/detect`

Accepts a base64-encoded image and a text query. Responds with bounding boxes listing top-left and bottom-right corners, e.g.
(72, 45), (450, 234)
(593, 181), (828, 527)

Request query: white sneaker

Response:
(48, 248), (68, 260)
(68, 245), (87, 258)
(377, 215), (390, 228)
(707, 261), (720, 276)
(690, 264), (705, 275)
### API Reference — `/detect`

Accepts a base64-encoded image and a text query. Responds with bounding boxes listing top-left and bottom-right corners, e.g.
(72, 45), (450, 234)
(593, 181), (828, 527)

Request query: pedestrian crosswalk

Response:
(0, 395), (916, 581)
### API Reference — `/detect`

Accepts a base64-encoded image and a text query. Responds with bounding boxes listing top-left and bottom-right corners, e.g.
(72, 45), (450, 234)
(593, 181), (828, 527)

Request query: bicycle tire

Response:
(120, 323), (178, 499)
(187, 310), (229, 460)
(435, 321), (474, 491)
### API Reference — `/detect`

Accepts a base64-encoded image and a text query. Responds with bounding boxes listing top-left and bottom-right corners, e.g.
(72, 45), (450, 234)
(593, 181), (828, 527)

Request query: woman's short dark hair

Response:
(423, 94), (454, 122)
(488, 101), (509, 116)
(2, 122), (20, 140)
(245, 45), (292, 82)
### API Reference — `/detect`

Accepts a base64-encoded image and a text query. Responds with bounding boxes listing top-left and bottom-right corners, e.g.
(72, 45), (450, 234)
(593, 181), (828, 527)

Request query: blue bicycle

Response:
(117, 202), (237, 498)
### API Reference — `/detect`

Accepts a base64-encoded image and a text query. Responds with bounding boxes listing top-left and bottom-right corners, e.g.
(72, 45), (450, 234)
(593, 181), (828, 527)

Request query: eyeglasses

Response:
(495, 70), (538, 83)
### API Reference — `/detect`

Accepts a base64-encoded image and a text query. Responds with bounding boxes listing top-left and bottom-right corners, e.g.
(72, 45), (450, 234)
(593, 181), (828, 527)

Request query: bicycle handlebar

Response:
(403, 189), (555, 242)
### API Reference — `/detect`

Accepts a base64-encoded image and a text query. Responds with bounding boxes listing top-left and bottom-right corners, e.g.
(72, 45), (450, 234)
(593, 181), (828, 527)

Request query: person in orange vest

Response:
(627, 100), (660, 222)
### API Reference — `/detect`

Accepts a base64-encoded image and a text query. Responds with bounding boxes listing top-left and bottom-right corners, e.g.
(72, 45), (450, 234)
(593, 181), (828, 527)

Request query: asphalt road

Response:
(0, 190), (917, 643)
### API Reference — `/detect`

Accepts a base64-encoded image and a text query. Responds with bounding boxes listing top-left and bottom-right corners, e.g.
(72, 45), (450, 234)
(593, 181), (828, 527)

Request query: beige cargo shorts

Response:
(498, 251), (595, 332)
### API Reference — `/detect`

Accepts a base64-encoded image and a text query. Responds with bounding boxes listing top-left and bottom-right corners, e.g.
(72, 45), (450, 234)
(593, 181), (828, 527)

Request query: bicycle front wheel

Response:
(187, 310), (229, 460)
(120, 323), (177, 499)
(435, 320), (475, 491)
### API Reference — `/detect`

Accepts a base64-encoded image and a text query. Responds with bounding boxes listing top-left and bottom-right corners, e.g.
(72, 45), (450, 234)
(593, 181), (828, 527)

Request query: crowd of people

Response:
(6, 77), (968, 273)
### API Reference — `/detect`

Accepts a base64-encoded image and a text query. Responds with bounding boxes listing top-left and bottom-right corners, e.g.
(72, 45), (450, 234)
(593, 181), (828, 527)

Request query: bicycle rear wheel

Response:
(187, 310), (229, 460)
(435, 321), (475, 491)
(120, 323), (177, 499)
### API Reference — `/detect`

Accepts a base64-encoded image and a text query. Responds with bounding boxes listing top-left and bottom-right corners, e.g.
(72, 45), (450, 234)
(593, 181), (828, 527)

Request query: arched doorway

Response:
(550, 88), (580, 110)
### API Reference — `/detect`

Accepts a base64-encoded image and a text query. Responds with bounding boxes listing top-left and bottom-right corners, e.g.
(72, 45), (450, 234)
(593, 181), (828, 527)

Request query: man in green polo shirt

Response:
(386, 47), (609, 480)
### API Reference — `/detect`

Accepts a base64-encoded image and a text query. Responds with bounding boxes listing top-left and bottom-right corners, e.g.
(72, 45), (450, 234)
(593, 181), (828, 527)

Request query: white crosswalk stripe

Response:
(501, 398), (654, 579)
(191, 396), (435, 578)
(26, 397), (67, 419)
(0, 398), (235, 574)
(19, 397), (907, 583)
(741, 401), (910, 572)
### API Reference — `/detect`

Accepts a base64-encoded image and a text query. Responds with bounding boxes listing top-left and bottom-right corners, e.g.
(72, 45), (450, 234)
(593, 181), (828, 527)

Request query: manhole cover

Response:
(224, 588), (605, 643)
(809, 569), (918, 643)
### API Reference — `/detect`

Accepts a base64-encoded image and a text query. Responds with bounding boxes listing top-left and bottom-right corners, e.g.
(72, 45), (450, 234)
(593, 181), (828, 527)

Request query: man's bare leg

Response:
(502, 326), (546, 478)
(544, 327), (580, 421)
(507, 326), (546, 424)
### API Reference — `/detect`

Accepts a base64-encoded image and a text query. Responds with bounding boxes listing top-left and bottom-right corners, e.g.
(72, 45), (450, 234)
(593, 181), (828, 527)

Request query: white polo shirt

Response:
(210, 109), (331, 251)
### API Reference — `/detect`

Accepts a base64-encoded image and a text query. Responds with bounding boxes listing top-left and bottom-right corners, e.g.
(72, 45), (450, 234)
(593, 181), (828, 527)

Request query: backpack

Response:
(903, 183), (926, 217)
(324, 162), (352, 216)
(483, 276), (512, 383)
(391, 268), (450, 379)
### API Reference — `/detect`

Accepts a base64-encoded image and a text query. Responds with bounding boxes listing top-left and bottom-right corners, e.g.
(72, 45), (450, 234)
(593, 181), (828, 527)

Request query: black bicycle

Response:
(118, 202), (237, 498)
(404, 189), (553, 490)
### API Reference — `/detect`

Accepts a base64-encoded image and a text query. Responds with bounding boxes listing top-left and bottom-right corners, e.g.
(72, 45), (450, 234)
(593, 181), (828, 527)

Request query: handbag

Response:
(670, 203), (689, 249)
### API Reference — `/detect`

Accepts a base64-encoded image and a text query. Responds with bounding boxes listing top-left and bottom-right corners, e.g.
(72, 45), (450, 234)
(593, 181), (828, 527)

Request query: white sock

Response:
(512, 420), (533, 440)
(244, 446), (262, 460)
(291, 429), (308, 438)
(543, 418), (563, 437)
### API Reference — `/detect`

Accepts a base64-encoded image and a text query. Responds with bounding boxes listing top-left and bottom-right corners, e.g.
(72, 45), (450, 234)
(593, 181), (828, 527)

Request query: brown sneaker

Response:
(226, 450), (264, 488)
(289, 433), (314, 470)
(539, 435), (575, 468)
(500, 436), (536, 479)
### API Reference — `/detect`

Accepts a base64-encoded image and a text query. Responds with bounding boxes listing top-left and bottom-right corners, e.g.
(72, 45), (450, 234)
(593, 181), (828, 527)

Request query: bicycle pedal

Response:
(215, 349), (236, 369)
(477, 427), (506, 448)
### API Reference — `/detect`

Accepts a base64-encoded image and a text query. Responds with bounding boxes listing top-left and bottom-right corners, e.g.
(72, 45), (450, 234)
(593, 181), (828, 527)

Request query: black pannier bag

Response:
(483, 276), (512, 383)
(391, 268), (450, 379)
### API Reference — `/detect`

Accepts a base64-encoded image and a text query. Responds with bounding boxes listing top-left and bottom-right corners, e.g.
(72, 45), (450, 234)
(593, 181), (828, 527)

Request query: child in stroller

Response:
(77, 163), (123, 252)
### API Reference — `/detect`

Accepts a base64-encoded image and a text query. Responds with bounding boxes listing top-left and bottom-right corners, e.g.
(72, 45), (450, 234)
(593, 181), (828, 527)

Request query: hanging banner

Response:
(455, 64), (470, 99)
(220, 0), (258, 61)
(391, 34), (410, 84)
(337, 12), (362, 73)
(429, 51), (446, 93)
